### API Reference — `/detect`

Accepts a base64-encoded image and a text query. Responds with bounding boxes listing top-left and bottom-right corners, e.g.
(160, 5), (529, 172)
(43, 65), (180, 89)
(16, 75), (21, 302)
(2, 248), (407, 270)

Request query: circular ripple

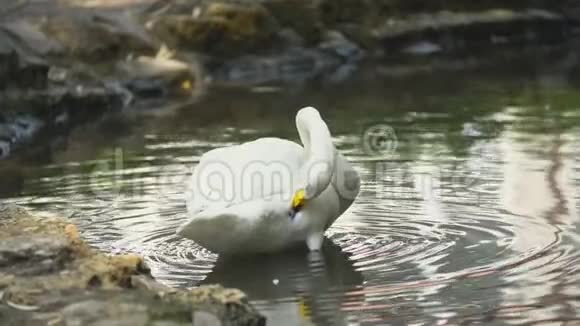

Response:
(5, 122), (579, 325)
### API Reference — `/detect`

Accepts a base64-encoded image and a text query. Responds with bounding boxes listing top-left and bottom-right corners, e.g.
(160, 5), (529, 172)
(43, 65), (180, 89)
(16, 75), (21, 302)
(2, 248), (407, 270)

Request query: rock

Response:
(0, 204), (32, 220)
(316, 0), (375, 26)
(0, 30), (49, 90)
(58, 287), (265, 326)
(118, 47), (203, 98)
(0, 204), (265, 325)
(147, 2), (278, 57)
(276, 28), (306, 48)
(212, 47), (339, 84)
(0, 235), (69, 265)
(4, 115), (45, 142)
(142, 0), (204, 17)
(0, 20), (64, 58)
(61, 298), (150, 326)
(319, 30), (365, 61)
(0, 235), (71, 275)
(0, 86), (127, 159)
(262, 0), (323, 44)
(0, 141), (10, 159)
(39, 14), (153, 61)
(40, 16), (121, 60)
(213, 32), (363, 85)
(0, 86), (125, 119)
(374, 9), (572, 55)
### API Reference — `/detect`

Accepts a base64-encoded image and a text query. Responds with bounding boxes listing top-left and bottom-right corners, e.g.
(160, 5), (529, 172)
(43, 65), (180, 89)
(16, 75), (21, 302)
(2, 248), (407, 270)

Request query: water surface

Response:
(2, 60), (580, 325)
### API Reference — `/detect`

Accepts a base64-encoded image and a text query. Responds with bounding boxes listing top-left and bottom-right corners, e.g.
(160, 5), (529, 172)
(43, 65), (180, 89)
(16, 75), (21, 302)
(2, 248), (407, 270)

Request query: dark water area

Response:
(1, 58), (580, 325)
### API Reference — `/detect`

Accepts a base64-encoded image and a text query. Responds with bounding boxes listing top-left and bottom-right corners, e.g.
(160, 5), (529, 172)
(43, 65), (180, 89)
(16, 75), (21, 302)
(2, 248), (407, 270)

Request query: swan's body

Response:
(177, 107), (360, 254)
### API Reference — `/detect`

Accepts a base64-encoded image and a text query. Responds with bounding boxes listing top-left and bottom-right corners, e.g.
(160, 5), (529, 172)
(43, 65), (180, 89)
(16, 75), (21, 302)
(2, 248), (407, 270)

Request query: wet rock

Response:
(0, 203), (32, 220)
(277, 28), (306, 48)
(0, 204), (265, 325)
(213, 30), (363, 85)
(61, 298), (150, 326)
(147, 2), (278, 57)
(5, 115), (45, 142)
(319, 30), (365, 61)
(0, 86), (125, 119)
(213, 47), (339, 85)
(0, 141), (10, 159)
(0, 86), (127, 159)
(0, 30), (49, 90)
(0, 236), (70, 275)
(0, 114), (45, 160)
(0, 235), (68, 266)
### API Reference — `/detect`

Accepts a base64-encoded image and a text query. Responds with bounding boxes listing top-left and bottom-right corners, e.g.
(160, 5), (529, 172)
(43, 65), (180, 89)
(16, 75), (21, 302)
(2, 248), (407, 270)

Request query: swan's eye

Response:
(291, 189), (306, 211)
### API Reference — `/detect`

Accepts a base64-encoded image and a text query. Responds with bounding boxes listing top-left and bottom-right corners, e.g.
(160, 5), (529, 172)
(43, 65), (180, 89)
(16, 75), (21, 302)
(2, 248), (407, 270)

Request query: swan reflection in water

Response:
(202, 240), (364, 325)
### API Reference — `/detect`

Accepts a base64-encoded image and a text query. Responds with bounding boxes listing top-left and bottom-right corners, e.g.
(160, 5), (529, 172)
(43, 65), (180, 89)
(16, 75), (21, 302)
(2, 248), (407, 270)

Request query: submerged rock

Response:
(0, 204), (265, 326)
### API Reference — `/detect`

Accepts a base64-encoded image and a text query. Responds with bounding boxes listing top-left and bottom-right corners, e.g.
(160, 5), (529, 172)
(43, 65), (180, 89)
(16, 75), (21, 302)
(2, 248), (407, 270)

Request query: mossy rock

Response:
(0, 204), (265, 325)
(39, 15), (153, 61)
(262, 0), (324, 45)
(317, 0), (377, 26)
(148, 2), (278, 57)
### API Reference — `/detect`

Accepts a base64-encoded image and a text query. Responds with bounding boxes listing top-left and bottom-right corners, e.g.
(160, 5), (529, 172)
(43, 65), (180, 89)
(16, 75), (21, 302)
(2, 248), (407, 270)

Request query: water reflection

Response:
(1, 58), (580, 324)
(204, 241), (363, 325)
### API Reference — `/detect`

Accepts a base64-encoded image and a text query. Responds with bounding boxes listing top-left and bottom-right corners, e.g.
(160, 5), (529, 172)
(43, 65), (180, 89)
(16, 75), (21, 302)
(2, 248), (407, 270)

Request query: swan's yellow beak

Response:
(291, 189), (307, 211)
(298, 296), (312, 319)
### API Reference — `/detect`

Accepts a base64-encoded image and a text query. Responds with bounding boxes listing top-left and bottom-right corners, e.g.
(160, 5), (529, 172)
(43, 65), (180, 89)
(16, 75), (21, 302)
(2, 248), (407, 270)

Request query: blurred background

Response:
(1, 1), (580, 325)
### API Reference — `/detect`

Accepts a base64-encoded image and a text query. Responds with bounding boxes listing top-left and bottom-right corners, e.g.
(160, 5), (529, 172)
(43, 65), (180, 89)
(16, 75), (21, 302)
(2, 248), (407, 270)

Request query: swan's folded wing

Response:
(185, 138), (304, 214)
(177, 197), (296, 254)
(331, 150), (361, 215)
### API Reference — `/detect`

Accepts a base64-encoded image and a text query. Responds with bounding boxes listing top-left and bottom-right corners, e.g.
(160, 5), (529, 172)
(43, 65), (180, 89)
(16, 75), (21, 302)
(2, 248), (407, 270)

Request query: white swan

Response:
(177, 107), (360, 254)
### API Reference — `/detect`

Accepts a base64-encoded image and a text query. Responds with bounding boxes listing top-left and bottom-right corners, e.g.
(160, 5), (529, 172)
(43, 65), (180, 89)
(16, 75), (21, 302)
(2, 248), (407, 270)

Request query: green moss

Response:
(149, 2), (278, 57)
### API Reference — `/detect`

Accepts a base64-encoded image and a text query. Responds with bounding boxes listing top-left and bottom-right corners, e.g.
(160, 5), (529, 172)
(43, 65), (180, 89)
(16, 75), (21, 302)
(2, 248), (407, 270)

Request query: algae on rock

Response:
(148, 2), (278, 57)
(0, 204), (265, 326)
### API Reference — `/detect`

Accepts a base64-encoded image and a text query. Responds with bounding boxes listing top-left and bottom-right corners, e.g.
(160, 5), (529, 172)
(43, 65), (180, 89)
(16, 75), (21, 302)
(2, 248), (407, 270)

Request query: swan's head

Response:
(290, 106), (335, 218)
(296, 106), (321, 125)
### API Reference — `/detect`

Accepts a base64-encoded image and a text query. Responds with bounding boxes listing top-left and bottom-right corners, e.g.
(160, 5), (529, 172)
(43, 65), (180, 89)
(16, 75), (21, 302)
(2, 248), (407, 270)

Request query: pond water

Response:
(2, 59), (580, 325)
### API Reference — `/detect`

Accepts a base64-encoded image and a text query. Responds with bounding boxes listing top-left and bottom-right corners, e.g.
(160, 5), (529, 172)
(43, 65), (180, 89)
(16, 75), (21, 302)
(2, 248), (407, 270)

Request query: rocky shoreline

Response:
(0, 203), (266, 325)
(1, 0), (580, 160)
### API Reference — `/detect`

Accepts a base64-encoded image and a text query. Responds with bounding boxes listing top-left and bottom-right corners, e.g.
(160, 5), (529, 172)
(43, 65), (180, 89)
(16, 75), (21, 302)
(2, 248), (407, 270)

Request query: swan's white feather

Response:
(185, 137), (304, 214)
(177, 107), (360, 254)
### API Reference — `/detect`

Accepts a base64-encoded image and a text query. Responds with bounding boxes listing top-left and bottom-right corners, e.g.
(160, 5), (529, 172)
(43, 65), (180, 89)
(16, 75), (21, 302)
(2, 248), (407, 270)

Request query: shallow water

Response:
(2, 61), (580, 325)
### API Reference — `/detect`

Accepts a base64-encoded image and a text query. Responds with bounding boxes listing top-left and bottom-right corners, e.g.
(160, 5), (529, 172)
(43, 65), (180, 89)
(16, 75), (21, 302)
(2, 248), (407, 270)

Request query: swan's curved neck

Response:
(296, 109), (335, 199)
